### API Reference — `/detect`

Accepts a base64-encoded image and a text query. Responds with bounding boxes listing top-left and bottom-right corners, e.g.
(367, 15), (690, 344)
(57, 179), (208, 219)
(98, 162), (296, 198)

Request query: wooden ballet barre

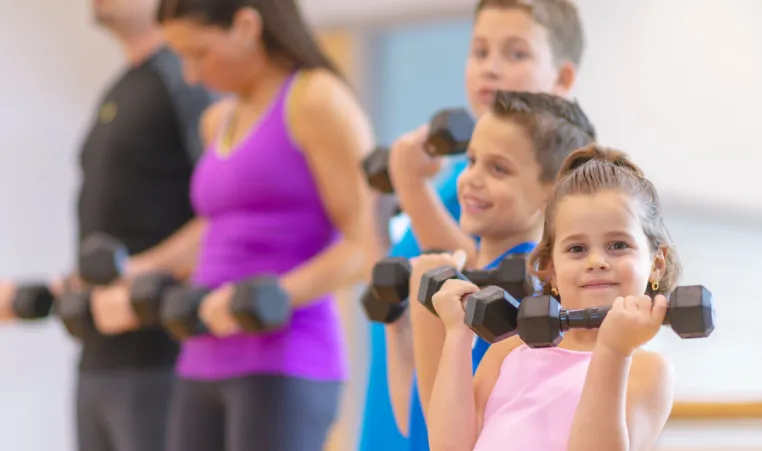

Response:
(669, 400), (762, 420)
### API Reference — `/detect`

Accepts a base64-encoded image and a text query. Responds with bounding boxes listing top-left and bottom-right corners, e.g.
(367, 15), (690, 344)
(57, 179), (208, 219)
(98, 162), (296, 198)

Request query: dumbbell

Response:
(362, 108), (475, 194)
(362, 250), (452, 324)
(362, 257), (411, 323)
(160, 276), (291, 341)
(77, 232), (128, 285)
(58, 233), (179, 337)
(57, 233), (128, 337)
(361, 285), (406, 324)
(417, 254), (533, 317)
(465, 285), (715, 346)
(8, 284), (55, 320)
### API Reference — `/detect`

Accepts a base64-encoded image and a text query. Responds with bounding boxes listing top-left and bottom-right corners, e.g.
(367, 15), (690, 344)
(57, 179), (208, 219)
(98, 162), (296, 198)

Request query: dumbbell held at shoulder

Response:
(464, 284), (714, 349)
(429, 276), (482, 333)
(362, 108), (474, 194)
(363, 250), (465, 324)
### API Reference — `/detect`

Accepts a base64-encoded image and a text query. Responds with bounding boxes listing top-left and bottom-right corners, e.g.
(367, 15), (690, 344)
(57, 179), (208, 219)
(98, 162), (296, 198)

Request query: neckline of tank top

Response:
(214, 70), (299, 159)
(516, 343), (594, 356)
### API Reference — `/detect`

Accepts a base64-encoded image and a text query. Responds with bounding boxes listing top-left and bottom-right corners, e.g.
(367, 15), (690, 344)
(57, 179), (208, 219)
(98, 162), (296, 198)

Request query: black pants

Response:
(166, 374), (343, 451)
(76, 368), (174, 451)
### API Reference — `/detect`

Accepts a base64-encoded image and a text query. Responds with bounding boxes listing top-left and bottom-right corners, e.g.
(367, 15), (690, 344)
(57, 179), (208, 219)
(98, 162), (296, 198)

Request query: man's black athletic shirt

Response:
(77, 47), (213, 371)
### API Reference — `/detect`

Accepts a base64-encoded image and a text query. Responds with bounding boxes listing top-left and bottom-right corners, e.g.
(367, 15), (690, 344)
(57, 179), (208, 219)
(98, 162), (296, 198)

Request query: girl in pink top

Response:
(427, 145), (681, 451)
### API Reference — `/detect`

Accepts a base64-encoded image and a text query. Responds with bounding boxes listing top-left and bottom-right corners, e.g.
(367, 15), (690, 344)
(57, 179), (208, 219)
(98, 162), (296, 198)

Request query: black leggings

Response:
(77, 368), (174, 451)
(166, 374), (343, 451)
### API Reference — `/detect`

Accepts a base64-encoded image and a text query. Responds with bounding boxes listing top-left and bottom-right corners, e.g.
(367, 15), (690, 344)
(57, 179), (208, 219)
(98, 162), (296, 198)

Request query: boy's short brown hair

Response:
(476, 0), (585, 67)
(491, 91), (596, 182)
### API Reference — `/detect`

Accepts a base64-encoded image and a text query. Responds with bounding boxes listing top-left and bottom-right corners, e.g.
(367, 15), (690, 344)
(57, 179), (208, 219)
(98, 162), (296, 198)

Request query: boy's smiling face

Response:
(465, 7), (573, 118)
(457, 113), (550, 244)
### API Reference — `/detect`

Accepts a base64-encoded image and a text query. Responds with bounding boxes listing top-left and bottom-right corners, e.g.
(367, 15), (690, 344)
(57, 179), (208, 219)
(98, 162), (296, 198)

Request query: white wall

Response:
(0, 1), (122, 449)
(0, 0), (760, 449)
(653, 209), (762, 448)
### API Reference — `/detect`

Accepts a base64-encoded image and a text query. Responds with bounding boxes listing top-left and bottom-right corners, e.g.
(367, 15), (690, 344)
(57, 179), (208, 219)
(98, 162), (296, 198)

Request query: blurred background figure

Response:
(0, 1), (761, 451)
(0, 0), (213, 450)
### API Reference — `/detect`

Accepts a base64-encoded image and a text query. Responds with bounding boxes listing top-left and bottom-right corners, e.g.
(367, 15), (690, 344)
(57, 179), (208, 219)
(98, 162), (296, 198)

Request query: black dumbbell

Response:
(417, 266), (470, 316)
(160, 276), (291, 340)
(10, 284), (55, 320)
(362, 108), (475, 194)
(56, 290), (94, 338)
(362, 251), (452, 324)
(362, 257), (411, 323)
(464, 285), (715, 346)
(517, 285), (715, 348)
(57, 233), (129, 337)
(60, 233), (180, 337)
(362, 146), (394, 194)
(57, 272), (180, 338)
(424, 108), (474, 157)
(160, 285), (210, 340)
(129, 272), (179, 327)
(77, 233), (128, 286)
(418, 255), (533, 317)
(361, 285), (407, 324)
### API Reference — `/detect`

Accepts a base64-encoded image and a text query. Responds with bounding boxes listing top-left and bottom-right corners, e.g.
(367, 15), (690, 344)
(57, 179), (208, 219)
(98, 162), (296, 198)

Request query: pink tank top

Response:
(473, 344), (592, 451)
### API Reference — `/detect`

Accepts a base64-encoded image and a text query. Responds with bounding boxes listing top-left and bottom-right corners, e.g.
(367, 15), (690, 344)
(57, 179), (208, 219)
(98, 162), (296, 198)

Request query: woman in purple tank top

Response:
(159, 1), (379, 450)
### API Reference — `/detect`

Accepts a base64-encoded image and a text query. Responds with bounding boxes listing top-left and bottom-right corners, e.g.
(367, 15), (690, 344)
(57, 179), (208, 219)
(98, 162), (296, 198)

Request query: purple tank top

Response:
(176, 72), (348, 381)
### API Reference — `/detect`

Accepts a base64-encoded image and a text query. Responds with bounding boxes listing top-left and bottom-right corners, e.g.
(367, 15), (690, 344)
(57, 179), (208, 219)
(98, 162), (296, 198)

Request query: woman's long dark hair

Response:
(158, 0), (342, 76)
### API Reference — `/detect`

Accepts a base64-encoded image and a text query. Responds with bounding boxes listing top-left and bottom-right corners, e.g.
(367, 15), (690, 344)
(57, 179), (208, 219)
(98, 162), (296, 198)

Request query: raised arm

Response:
(567, 348), (674, 451)
(279, 69), (380, 306)
(388, 132), (477, 261)
(384, 309), (414, 435)
(428, 326), (517, 451)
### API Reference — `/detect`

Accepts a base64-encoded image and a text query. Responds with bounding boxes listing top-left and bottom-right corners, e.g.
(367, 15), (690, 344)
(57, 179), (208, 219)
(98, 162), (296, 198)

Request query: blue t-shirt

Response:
(407, 241), (537, 451)
(358, 159), (464, 451)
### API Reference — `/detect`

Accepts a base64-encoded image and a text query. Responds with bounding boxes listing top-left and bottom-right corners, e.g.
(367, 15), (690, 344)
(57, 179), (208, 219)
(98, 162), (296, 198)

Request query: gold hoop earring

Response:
(651, 281), (659, 292)
(551, 287), (559, 297)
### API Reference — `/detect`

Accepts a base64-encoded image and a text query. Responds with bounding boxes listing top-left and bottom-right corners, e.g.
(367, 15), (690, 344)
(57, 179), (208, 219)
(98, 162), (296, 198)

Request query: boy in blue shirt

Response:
(359, 1), (587, 450)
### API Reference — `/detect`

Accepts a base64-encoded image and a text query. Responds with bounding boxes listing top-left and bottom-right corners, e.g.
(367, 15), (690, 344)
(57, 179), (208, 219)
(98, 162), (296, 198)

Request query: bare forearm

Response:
(126, 218), (206, 281)
(282, 237), (370, 307)
(568, 345), (632, 451)
(410, 275), (447, 420)
(385, 320), (415, 435)
(429, 329), (477, 451)
(395, 178), (476, 259)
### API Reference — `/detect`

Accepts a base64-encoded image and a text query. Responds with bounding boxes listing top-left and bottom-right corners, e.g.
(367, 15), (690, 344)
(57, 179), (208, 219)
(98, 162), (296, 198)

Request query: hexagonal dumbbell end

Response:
(491, 255), (535, 300)
(464, 286), (521, 344)
(362, 146), (394, 194)
(371, 257), (412, 305)
(517, 295), (563, 348)
(425, 108), (475, 157)
(361, 286), (407, 324)
(160, 285), (210, 341)
(230, 276), (291, 333)
(130, 272), (179, 327)
(667, 285), (715, 339)
(78, 232), (128, 285)
(12, 284), (55, 320)
(55, 290), (93, 339)
(417, 266), (463, 316)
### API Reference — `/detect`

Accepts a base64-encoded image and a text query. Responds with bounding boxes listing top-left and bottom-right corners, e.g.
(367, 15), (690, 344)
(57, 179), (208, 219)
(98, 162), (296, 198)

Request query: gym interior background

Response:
(0, 0), (760, 450)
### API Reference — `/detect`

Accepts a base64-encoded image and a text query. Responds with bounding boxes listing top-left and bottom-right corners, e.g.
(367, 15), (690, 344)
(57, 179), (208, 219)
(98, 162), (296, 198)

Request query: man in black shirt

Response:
(1, 1), (213, 450)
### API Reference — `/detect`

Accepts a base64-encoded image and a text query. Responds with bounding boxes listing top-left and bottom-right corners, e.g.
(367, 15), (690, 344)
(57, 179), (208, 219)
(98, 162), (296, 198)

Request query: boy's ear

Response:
(552, 61), (576, 96)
